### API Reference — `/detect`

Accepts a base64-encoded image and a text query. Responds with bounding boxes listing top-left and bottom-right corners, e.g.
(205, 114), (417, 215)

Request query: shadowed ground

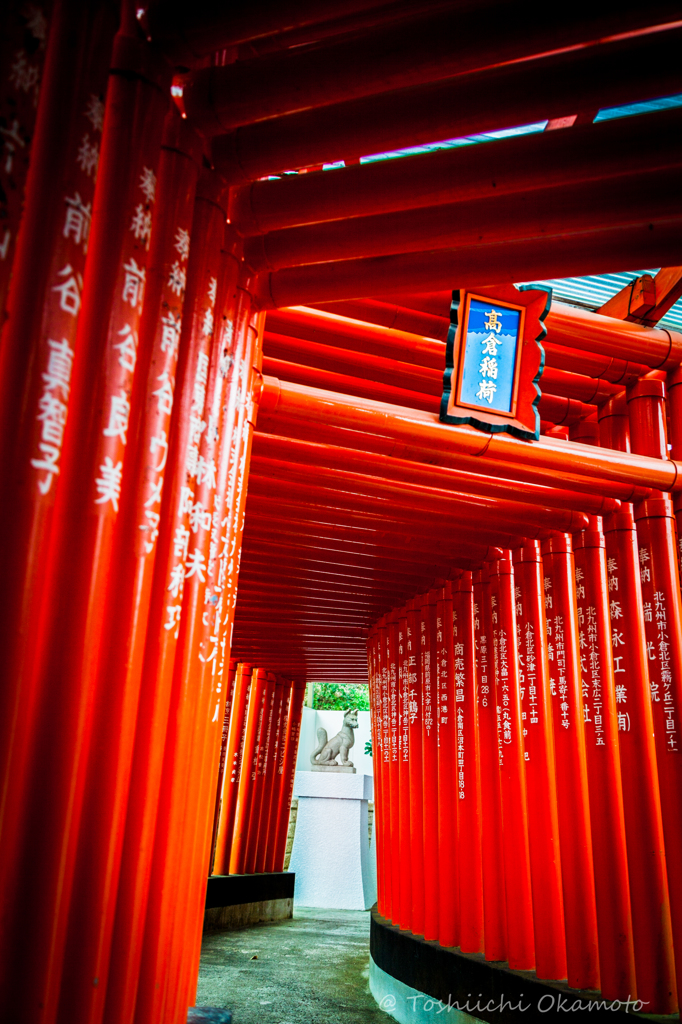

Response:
(195, 906), (390, 1023)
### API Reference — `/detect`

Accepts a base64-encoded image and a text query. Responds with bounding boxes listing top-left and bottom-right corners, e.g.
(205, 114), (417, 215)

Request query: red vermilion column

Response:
(421, 590), (440, 941)
(572, 520), (636, 1001)
(257, 678), (287, 873)
(406, 597), (425, 936)
(57, 104), (202, 1024)
(487, 555), (535, 971)
(244, 673), (278, 873)
(599, 396), (677, 1014)
(229, 668), (270, 874)
(272, 680), (306, 873)
(102, 161), (231, 1024)
(209, 660), (239, 873)
(126, 168), (232, 1024)
(451, 573), (484, 955)
(540, 534), (600, 990)
(217, 295), (263, 658)
(511, 543), (566, 982)
(387, 611), (402, 924)
(436, 584), (459, 948)
(397, 607), (412, 931)
(0, 0), (113, 953)
(367, 627), (385, 913)
(0, 0), (54, 321)
(378, 615), (393, 919)
(668, 367), (682, 578)
(213, 663), (254, 875)
(262, 679), (292, 872)
(628, 378), (682, 992)
(0, 19), (169, 1020)
(472, 568), (507, 962)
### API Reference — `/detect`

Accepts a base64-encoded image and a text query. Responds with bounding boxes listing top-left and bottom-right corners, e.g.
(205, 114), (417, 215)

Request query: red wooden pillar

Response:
(272, 680), (306, 873)
(451, 573), (484, 955)
(209, 660), (239, 873)
(572, 520), (636, 1001)
(257, 677), (287, 874)
(367, 627), (385, 914)
(436, 584), (459, 948)
(421, 590), (440, 942)
(668, 367), (682, 577)
(540, 534), (600, 990)
(212, 663), (253, 875)
(0, 16), (169, 1020)
(244, 673), (278, 873)
(0, 0), (114, 979)
(59, 104), (204, 1024)
(487, 554), (535, 971)
(126, 166), (231, 1024)
(378, 615), (393, 920)
(0, 0), (54, 321)
(599, 395), (677, 1014)
(387, 611), (402, 925)
(510, 543), (566, 981)
(472, 568), (507, 962)
(103, 153), (229, 1024)
(406, 597), (425, 936)
(397, 608), (412, 931)
(229, 668), (270, 874)
(628, 378), (682, 993)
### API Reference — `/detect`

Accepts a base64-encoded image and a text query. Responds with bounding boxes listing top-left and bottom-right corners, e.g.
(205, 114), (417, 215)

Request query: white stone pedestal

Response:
(289, 771), (376, 910)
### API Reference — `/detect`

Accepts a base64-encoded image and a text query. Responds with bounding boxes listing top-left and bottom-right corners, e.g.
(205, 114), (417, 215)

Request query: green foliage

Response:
(313, 682), (370, 711)
(364, 739), (373, 757)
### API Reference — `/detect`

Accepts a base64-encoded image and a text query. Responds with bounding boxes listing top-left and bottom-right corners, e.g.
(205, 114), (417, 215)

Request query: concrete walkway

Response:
(195, 907), (391, 1023)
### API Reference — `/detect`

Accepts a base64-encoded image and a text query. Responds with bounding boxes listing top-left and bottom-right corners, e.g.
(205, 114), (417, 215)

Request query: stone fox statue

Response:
(310, 708), (359, 767)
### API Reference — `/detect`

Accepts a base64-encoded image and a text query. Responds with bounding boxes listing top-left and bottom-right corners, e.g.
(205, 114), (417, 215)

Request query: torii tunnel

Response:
(1, 1), (682, 1022)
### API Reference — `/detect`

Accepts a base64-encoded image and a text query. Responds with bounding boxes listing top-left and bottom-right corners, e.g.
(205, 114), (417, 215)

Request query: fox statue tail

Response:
(310, 727), (328, 764)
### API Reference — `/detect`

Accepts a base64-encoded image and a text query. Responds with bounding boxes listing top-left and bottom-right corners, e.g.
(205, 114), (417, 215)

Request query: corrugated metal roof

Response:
(522, 271), (682, 332)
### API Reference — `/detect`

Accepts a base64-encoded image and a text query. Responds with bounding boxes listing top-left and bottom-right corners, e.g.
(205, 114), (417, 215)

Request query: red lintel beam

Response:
(257, 376), (682, 492)
(145, 0), (392, 64)
(244, 496), (529, 552)
(251, 433), (618, 516)
(265, 347), (599, 423)
(183, 5), (682, 134)
(310, 298), (450, 341)
(255, 221), (682, 311)
(210, 25), (682, 180)
(241, 522), (502, 567)
(231, 107), (682, 235)
(245, 169), (682, 272)
(265, 308), (446, 368)
(363, 290), (675, 375)
(247, 470), (591, 536)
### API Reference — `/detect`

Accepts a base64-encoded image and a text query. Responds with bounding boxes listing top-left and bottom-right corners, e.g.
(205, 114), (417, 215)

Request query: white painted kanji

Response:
(102, 390), (130, 444)
(52, 264), (82, 316)
(138, 166), (156, 203)
(94, 456), (123, 511)
(0, 118), (25, 175)
(160, 310), (181, 355)
(168, 261), (186, 296)
(42, 337), (74, 398)
(130, 203), (152, 249)
(121, 257), (145, 309)
(76, 133), (99, 177)
(152, 370), (174, 416)
(63, 193), (91, 252)
(84, 94), (104, 132)
(113, 323), (137, 373)
(174, 226), (190, 261)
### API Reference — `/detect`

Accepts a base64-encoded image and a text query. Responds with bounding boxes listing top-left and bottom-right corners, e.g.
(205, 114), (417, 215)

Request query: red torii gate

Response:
(1, 1), (682, 1022)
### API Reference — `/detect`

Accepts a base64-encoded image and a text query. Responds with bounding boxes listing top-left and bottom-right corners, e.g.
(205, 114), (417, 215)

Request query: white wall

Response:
(296, 708), (374, 776)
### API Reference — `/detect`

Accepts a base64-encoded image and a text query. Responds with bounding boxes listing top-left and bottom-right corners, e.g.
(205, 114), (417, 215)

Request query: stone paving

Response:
(195, 906), (391, 1024)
